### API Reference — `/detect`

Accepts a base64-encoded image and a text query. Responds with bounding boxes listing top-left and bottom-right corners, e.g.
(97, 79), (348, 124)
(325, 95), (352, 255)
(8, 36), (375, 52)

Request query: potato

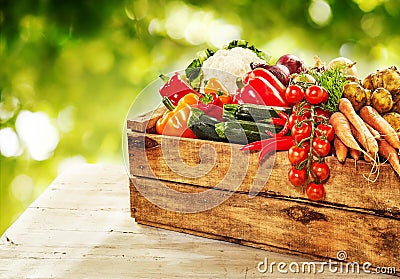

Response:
(372, 70), (384, 89)
(365, 89), (372, 106)
(345, 75), (360, 84)
(363, 67), (400, 93)
(391, 92), (400, 113)
(382, 112), (400, 132)
(343, 82), (367, 111)
(392, 100), (400, 113)
(362, 72), (375, 91)
(371, 87), (393, 114)
(381, 66), (400, 93)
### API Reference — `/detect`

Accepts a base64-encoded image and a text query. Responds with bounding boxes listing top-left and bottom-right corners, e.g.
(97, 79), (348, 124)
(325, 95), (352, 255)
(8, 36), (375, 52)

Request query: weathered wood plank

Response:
(128, 131), (400, 217)
(4, 164), (387, 278)
(131, 176), (400, 274)
(126, 106), (166, 132)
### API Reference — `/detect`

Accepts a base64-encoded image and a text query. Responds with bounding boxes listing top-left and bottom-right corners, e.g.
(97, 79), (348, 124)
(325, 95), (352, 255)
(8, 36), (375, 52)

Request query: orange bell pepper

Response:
(156, 93), (199, 138)
(204, 77), (233, 105)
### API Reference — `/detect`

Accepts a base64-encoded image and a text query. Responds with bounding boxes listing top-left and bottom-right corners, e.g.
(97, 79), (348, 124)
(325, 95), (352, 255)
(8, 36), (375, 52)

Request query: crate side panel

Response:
(128, 131), (400, 216)
(130, 177), (400, 271)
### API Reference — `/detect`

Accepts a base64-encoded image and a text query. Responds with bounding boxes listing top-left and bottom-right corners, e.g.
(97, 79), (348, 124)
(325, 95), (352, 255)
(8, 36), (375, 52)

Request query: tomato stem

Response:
(305, 105), (316, 179)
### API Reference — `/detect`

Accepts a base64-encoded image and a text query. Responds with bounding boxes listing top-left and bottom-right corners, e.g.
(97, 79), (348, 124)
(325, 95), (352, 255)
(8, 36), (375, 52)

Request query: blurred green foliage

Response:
(1, 0), (399, 233)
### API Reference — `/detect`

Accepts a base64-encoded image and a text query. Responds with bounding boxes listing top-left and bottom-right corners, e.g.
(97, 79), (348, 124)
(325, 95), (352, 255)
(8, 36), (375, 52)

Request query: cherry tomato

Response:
(288, 144), (310, 165)
(291, 121), (312, 143)
(285, 85), (305, 104)
(312, 137), (331, 157)
(314, 108), (331, 123)
(315, 123), (335, 142)
(306, 183), (325, 201)
(305, 85), (325, 105)
(288, 167), (308, 187)
(321, 87), (329, 103)
(293, 103), (311, 118)
(311, 161), (330, 181)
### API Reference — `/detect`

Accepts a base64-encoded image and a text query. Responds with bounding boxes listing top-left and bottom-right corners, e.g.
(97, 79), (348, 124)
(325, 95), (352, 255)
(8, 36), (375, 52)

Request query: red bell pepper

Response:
(235, 77), (288, 107)
(197, 93), (223, 120)
(159, 72), (198, 106)
(243, 68), (287, 101)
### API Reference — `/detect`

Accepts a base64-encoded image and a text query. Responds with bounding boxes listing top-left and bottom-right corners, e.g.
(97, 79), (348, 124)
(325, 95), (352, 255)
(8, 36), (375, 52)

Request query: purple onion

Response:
(276, 54), (307, 74)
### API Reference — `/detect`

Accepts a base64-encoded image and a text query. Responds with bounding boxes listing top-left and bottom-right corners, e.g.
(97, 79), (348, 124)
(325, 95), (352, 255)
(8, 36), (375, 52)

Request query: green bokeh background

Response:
(1, 0), (399, 234)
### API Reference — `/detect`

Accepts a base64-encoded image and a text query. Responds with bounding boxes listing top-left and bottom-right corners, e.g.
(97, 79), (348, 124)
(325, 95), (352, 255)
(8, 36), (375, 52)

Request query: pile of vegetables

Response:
(154, 40), (400, 201)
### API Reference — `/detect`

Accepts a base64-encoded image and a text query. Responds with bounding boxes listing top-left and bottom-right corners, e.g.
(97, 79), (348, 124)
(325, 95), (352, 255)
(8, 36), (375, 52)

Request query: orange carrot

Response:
(360, 106), (400, 150)
(349, 124), (367, 151)
(378, 139), (400, 176)
(330, 112), (363, 152)
(365, 123), (381, 139)
(334, 136), (348, 163)
(339, 98), (378, 154)
(349, 149), (361, 161)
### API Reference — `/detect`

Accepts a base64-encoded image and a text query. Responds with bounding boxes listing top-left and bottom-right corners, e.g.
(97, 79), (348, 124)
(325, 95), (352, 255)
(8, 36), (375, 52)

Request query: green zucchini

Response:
(223, 104), (292, 122)
(188, 108), (225, 142)
(215, 120), (281, 144)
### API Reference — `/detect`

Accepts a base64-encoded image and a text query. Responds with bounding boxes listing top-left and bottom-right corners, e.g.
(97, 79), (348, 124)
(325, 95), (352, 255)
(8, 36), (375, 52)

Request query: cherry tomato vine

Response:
(285, 84), (335, 201)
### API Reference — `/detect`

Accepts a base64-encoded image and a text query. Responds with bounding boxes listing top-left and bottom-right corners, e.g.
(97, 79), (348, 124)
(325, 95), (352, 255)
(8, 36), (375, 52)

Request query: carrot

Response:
(359, 106), (400, 150)
(349, 124), (367, 151)
(333, 136), (348, 163)
(330, 112), (363, 152)
(349, 149), (361, 161)
(378, 139), (400, 176)
(365, 123), (381, 139)
(339, 98), (378, 154)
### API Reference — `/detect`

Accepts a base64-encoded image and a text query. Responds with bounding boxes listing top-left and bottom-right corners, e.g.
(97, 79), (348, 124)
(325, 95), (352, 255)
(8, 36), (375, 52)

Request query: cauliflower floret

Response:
(202, 47), (266, 94)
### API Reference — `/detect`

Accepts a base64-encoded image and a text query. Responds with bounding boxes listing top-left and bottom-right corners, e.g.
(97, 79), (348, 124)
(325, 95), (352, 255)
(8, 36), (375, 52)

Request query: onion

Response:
(276, 54), (307, 74)
(327, 57), (357, 77)
(250, 62), (290, 86)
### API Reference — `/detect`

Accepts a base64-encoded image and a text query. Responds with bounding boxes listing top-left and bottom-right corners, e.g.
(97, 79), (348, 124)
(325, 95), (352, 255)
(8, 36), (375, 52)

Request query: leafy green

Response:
(310, 66), (348, 113)
(223, 39), (269, 61)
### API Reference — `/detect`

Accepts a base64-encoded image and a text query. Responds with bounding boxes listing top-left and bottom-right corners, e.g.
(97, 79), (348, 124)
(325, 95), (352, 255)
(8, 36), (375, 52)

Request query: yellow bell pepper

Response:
(156, 93), (199, 138)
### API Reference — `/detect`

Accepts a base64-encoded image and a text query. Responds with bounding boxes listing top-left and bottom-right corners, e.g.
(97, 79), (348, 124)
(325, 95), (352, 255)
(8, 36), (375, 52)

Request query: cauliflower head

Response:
(202, 47), (266, 94)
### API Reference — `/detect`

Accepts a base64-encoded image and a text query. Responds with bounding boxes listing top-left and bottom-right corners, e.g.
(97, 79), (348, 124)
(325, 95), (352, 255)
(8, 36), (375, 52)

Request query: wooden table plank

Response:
(0, 164), (395, 278)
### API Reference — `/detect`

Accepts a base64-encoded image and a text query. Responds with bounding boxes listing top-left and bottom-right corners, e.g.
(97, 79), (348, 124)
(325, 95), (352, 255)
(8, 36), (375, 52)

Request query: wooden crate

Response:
(127, 108), (400, 275)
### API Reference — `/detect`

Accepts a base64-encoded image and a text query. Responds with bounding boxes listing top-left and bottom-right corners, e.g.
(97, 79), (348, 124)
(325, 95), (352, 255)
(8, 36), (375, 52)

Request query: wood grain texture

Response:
(128, 130), (400, 217)
(3, 164), (387, 278)
(126, 106), (166, 133)
(131, 177), (400, 275)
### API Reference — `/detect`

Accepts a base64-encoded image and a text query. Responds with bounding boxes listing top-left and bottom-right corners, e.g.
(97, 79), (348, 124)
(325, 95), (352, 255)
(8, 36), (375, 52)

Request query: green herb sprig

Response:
(309, 66), (348, 113)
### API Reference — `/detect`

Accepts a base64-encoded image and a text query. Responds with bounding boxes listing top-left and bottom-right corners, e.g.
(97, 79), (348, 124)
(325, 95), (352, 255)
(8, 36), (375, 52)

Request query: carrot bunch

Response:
(330, 98), (400, 176)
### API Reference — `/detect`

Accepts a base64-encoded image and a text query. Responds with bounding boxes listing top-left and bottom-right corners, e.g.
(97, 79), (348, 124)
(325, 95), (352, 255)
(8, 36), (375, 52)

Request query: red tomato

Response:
(288, 167), (308, 187)
(315, 123), (335, 142)
(306, 183), (325, 201)
(295, 103), (312, 118)
(312, 137), (331, 157)
(314, 108), (331, 123)
(291, 122), (312, 143)
(285, 85), (305, 104)
(311, 161), (330, 181)
(321, 87), (329, 103)
(288, 144), (310, 165)
(305, 85), (325, 105)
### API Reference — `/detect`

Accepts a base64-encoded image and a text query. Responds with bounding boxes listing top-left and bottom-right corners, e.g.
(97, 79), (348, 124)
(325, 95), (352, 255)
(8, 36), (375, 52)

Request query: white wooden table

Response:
(0, 164), (395, 278)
